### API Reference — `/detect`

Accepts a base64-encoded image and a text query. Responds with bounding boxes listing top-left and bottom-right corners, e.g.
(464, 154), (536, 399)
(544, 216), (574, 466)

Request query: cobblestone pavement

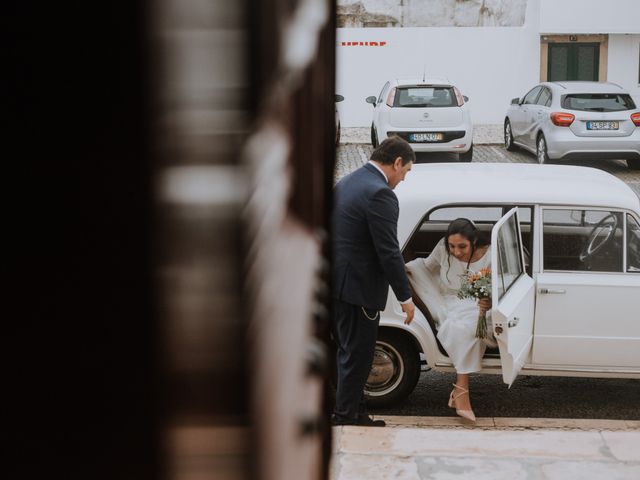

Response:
(336, 143), (640, 198)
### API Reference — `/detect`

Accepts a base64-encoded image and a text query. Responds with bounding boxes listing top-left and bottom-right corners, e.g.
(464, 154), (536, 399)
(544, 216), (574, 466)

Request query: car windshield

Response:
(395, 87), (456, 108)
(561, 93), (636, 112)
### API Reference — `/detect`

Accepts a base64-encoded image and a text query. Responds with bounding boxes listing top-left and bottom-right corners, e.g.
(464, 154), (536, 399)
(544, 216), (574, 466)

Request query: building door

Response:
(548, 42), (600, 81)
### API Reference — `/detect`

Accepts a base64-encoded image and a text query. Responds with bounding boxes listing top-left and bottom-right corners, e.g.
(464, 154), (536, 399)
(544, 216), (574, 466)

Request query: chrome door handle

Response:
(539, 288), (566, 294)
(508, 317), (519, 328)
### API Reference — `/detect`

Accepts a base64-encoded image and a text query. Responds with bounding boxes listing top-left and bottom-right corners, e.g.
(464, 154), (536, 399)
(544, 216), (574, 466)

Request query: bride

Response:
(405, 218), (494, 422)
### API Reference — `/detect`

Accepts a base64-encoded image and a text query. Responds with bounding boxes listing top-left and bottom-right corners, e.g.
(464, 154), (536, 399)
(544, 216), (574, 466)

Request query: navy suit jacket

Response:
(333, 163), (412, 311)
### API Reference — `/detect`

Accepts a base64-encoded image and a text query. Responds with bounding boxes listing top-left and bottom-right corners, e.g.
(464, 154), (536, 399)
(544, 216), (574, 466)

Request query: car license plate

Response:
(587, 121), (619, 130)
(410, 133), (443, 142)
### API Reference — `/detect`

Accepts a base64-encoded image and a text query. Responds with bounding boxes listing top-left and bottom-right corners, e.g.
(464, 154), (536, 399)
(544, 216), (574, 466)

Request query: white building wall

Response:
(337, 0), (541, 127)
(539, 0), (640, 34)
(608, 34), (640, 105)
(337, 0), (640, 127)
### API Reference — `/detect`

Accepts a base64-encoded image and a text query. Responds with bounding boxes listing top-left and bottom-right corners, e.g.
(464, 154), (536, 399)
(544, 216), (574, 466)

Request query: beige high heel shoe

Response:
(448, 383), (476, 422)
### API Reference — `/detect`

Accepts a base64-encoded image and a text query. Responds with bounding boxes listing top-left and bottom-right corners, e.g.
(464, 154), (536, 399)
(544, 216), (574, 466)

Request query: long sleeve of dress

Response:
(421, 238), (446, 274)
(405, 238), (447, 326)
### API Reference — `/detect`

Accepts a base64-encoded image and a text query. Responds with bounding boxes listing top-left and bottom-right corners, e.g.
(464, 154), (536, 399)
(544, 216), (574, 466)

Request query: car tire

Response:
(627, 158), (640, 170)
(536, 134), (549, 164)
(504, 119), (516, 151)
(371, 124), (379, 148)
(459, 144), (473, 162)
(365, 329), (421, 408)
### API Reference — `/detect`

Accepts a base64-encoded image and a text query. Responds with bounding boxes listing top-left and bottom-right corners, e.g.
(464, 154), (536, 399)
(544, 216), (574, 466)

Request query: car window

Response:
(395, 87), (456, 108)
(403, 205), (534, 276)
(542, 209), (623, 273)
(561, 93), (637, 112)
(627, 214), (640, 273)
(495, 213), (524, 301)
(377, 82), (390, 105)
(537, 88), (551, 107)
(522, 86), (542, 105)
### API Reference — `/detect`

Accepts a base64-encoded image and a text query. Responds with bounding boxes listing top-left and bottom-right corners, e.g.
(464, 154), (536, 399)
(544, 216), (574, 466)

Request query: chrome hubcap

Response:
(366, 341), (404, 396)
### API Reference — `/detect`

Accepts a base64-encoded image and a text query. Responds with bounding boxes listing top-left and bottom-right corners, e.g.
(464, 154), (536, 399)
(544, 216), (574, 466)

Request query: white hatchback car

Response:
(504, 81), (640, 169)
(366, 163), (640, 407)
(366, 78), (474, 161)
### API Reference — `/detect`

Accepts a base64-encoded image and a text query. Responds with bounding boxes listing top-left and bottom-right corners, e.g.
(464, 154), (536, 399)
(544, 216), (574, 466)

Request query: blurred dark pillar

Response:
(6, 0), (336, 479)
(150, 0), (251, 478)
(246, 1), (337, 479)
(5, 2), (158, 479)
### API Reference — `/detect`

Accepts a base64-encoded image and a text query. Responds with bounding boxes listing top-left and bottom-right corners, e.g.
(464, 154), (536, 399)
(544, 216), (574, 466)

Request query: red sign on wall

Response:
(340, 41), (387, 47)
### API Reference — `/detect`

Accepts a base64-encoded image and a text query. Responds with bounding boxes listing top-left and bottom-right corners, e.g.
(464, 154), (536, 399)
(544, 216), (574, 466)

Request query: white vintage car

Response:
(366, 162), (640, 407)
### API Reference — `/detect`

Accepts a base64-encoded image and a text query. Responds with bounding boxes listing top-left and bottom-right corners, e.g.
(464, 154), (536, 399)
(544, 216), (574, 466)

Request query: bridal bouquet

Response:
(457, 267), (492, 339)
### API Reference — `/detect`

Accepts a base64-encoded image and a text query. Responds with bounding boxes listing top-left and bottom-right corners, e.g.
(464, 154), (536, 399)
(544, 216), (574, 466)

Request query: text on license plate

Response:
(410, 133), (443, 142)
(587, 121), (619, 130)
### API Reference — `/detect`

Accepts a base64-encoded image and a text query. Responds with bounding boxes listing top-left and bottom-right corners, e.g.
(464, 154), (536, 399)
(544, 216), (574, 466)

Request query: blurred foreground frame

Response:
(6, 0), (336, 479)
(154, 1), (336, 480)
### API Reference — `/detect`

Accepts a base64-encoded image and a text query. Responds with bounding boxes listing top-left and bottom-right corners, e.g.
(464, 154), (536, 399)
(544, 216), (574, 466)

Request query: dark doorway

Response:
(548, 42), (600, 81)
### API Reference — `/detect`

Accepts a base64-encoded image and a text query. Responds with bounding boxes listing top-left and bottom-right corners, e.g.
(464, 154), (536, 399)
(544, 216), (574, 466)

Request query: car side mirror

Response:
(511, 97), (520, 105)
(365, 95), (377, 106)
(463, 95), (469, 102)
(335, 94), (344, 103)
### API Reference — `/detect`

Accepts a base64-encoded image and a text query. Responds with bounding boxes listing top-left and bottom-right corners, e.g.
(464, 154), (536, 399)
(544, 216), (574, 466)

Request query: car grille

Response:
(388, 130), (466, 143)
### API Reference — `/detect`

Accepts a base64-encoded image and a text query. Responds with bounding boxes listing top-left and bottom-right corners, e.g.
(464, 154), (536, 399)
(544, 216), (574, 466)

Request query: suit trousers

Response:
(333, 299), (380, 422)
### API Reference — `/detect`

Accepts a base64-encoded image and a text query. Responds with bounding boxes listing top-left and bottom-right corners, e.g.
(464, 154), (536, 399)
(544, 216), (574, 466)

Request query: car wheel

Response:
(371, 124), (379, 148)
(459, 144), (473, 162)
(504, 119), (516, 151)
(365, 329), (420, 408)
(536, 134), (549, 164)
(627, 158), (640, 170)
(335, 122), (340, 146)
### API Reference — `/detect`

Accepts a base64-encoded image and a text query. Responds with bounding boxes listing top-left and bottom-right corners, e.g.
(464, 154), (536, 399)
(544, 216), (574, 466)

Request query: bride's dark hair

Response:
(443, 218), (490, 278)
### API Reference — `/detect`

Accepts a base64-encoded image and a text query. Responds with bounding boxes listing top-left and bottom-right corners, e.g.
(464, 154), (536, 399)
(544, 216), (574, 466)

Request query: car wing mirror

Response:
(365, 95), (377, 106)
(511, 97), (520, 105)
(335, 94), (344, 102)
(463, 95), (469, 102)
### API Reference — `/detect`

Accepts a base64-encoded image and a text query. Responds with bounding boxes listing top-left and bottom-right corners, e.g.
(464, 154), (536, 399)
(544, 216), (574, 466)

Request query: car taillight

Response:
(550, 112), (575, 127)
(386, 87), (396, 107)
(631, 112), (640, 126)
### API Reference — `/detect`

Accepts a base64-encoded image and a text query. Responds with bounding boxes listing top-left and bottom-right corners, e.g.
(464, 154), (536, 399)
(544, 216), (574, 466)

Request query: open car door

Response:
(491, 207), (535, 387)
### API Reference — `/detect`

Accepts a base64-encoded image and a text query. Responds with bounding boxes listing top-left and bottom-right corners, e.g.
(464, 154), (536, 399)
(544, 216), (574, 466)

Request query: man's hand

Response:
(402, 300), (415, 325)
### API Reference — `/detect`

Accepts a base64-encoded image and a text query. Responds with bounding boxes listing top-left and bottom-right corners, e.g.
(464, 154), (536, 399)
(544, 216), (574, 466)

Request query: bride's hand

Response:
(478, 297), (491, 315)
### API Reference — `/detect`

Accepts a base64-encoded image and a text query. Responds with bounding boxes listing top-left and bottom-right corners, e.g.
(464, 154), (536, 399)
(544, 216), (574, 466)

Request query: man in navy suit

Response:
(332, 136), (416, 427)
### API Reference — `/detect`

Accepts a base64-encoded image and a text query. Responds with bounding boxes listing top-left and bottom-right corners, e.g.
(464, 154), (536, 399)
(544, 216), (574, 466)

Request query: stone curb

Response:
(372, 415), (640, 431)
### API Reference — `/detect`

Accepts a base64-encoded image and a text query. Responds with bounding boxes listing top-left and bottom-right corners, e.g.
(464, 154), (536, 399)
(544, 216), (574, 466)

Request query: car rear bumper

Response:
(383, 128), (473, 153)
(545, 128), (640, 161)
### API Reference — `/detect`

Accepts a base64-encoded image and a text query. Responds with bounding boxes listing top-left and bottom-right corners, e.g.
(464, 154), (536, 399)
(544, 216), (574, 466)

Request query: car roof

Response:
(545, 81), (627, 93)
(393, 77), (452, 87)
(395, 163), (640, 240)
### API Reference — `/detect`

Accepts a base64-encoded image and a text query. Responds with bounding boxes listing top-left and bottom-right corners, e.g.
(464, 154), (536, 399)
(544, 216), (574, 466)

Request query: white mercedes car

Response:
(366, 163), (640, 407)
(366, 77), (474, 161)
(504, 81), (640, 169)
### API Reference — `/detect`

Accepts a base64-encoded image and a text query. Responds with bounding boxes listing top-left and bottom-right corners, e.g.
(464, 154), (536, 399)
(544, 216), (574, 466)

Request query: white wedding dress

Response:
(406, 238), (495, 374)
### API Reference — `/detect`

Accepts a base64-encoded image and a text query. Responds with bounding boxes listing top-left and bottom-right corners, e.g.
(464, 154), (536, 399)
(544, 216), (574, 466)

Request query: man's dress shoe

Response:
(331, 414), (385, 427)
